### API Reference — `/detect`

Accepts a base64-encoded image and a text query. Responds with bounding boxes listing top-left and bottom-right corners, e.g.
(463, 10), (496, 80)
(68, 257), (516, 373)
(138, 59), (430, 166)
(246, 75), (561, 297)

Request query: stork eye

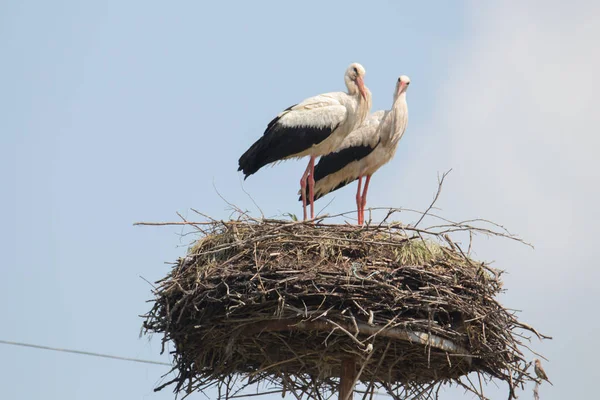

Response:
(353, 67), (358, 74)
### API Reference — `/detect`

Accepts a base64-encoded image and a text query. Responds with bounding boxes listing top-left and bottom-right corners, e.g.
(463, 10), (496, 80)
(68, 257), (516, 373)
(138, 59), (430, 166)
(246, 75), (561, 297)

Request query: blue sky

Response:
(2, 1), (597, 399)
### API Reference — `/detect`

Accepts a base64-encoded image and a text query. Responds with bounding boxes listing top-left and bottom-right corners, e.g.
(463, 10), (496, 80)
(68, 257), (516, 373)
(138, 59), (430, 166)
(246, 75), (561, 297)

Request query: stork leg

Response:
(308, 155), (316, 220)
(355, 176), (363, 225)
(360, 175), (372, 225)
(300, 160), (312, 221)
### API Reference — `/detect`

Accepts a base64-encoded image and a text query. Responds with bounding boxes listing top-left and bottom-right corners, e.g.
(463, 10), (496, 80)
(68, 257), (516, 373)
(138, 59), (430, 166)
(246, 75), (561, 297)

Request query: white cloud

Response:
(400, 2), (600, 398)
(428, 1), (600, 249)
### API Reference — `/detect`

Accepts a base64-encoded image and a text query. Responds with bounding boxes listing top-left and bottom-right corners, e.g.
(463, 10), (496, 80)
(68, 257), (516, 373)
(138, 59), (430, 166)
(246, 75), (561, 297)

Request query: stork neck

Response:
(345, 76), (358, 96)
(383, 92), (408, 146)
(353, 87), (372, 130)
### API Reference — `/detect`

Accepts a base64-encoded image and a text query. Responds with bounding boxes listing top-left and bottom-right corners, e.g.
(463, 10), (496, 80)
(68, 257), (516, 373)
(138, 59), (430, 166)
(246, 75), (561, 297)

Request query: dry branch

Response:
(141, 211), (547, 399)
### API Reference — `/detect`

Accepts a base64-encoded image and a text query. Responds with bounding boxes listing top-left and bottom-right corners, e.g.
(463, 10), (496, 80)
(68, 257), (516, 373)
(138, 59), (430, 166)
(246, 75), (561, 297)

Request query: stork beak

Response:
(396, 81), (407, 98)
(356, 76), (367, 100)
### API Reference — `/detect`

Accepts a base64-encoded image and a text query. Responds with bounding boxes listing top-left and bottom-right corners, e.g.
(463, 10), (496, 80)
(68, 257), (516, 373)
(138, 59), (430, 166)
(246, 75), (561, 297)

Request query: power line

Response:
(0, 339), (172, 367)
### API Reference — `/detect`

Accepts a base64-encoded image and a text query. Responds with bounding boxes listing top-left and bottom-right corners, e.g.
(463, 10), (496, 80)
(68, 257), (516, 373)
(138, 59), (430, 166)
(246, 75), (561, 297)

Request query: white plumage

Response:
(307, 75), (410, 224)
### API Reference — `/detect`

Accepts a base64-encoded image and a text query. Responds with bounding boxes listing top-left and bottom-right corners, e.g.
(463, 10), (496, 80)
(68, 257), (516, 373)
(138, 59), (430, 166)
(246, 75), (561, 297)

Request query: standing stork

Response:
(238, 63), (372, 220)
(300, 75), (410, 225)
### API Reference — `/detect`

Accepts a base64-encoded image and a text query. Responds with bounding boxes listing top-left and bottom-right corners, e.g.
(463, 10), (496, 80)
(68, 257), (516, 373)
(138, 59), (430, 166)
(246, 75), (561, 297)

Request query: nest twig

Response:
(140, 209), (548, 400)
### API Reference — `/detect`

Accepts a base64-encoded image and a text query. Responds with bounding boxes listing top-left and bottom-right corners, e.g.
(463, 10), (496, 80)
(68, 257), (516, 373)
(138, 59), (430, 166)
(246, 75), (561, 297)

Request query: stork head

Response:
(345, 63), (368, 100)
(395, 75), (411, 99)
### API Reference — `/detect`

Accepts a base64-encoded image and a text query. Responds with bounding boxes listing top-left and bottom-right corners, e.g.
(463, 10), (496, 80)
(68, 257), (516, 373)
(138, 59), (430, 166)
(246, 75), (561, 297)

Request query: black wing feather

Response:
(298, 140), (380, 201)
(238, 105), (338, 178)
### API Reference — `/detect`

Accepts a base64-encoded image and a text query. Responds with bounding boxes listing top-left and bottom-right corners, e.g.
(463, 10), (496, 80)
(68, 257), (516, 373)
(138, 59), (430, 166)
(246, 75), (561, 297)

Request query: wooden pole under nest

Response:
(340, 358), (357, 400)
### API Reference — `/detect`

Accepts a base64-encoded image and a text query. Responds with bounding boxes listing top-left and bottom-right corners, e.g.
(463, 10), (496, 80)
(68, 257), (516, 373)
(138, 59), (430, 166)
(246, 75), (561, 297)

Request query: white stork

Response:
(301, 75), (410, 224)
(238, 63), (372, 220)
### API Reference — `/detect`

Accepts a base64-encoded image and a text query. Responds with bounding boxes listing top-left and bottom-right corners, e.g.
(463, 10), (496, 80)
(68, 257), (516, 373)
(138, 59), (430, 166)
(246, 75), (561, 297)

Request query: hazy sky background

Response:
(1, 1), (598, 399)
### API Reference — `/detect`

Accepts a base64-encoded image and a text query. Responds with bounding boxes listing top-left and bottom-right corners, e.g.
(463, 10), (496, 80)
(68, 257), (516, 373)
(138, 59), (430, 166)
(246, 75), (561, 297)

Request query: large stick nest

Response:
(142, 211), (547, 399)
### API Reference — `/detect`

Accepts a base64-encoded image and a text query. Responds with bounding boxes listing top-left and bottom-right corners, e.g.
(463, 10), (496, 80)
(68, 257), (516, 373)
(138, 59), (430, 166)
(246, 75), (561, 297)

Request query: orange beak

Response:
(396, 81), (407, 98)
(356, 76), (367, 100)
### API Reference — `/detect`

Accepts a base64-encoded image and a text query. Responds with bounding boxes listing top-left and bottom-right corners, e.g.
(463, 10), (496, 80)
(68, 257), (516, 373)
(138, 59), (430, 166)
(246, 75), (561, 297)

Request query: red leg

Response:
(300, 160), (311, 221)
(355, 176), (363, 225)
(361, 175), (372, 225)
(308, 155), (316, 220)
